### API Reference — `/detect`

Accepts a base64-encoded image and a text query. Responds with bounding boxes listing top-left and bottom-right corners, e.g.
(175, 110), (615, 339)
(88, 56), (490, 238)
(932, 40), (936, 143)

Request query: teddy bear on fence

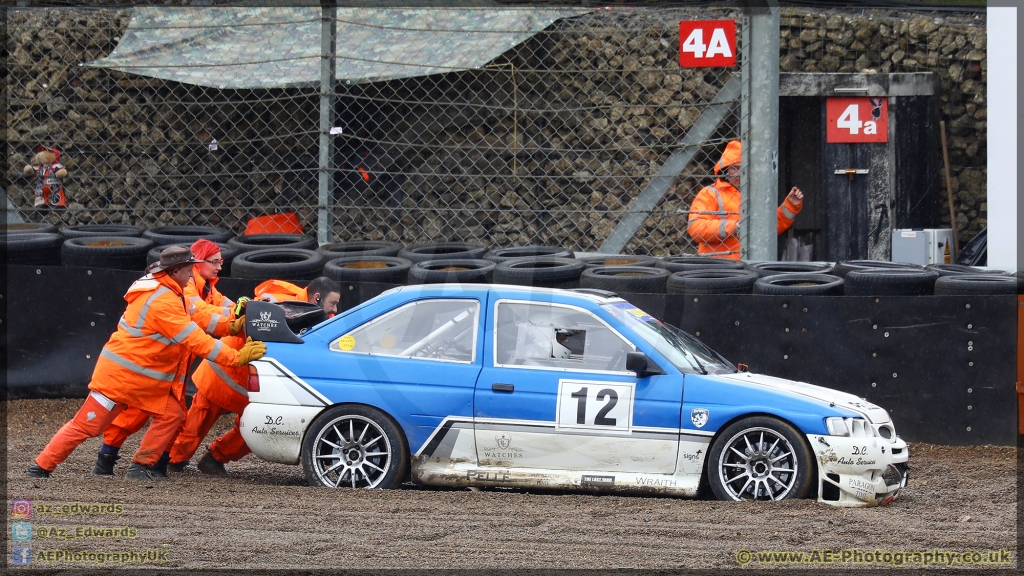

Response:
(23, 145), (68, 208)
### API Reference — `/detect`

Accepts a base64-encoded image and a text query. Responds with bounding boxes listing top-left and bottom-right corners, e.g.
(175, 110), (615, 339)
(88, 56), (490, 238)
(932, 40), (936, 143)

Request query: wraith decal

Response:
(690, 408), (709, 428)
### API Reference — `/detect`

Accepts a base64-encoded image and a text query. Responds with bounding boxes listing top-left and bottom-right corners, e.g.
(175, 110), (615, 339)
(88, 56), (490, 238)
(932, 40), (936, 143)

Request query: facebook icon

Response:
(11, 546), (33, 565)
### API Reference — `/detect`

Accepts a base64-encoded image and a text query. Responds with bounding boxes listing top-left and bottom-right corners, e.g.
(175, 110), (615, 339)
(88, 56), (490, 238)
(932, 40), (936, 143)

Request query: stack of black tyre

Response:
(402, 241), (493, 285)
(490, 246), (583, 288)
(320, 240), (410, 284)
(227, 233), (323, 280)
(3, 222), (63, 266)
(59, 224), (152, 271)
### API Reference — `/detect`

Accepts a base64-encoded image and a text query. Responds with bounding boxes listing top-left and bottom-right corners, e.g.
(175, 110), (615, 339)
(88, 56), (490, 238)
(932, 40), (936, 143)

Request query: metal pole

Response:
(743, 2), (780, 261)
(318, 1), (337, 245)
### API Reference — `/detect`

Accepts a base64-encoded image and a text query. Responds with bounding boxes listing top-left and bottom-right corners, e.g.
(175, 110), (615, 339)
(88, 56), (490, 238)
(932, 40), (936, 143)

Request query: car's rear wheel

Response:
(301, 404), (408, 489)
(708, 416), (813, 502)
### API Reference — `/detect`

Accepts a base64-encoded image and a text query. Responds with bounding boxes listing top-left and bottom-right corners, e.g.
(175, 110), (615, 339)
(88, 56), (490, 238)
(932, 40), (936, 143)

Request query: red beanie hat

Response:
(190, 238), (220, 261)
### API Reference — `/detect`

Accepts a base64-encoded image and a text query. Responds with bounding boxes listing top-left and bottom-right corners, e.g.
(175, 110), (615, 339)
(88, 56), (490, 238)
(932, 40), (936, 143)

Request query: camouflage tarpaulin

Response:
(86, 6), (588, 89)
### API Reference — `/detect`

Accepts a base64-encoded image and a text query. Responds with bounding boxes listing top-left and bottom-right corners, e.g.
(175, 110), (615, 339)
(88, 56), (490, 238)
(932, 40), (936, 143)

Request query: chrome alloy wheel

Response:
(312, 415), (393, 489)
(717, 427), (798, 501)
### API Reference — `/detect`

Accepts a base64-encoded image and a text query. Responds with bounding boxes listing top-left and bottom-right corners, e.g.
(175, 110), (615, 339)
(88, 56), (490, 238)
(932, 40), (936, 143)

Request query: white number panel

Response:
(555, 379), (634, 433)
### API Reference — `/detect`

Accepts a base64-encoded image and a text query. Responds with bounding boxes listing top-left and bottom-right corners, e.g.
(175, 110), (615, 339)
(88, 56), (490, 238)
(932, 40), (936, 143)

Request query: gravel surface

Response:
(5, 398), (1018, 570)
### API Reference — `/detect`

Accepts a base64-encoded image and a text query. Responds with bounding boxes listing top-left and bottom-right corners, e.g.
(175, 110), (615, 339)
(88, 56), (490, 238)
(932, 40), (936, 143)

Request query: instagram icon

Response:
(11, 498), (33, 519)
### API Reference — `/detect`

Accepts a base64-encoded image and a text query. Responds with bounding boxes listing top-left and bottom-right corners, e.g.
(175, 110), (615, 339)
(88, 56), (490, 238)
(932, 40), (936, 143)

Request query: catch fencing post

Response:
(741, 2), (780, 261)
(318, 1), (337, 245)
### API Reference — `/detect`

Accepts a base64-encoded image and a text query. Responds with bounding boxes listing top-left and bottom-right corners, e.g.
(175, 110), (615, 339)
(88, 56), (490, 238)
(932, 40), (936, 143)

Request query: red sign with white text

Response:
(678, 20), (736, 68)
(826, 97), (889, 143)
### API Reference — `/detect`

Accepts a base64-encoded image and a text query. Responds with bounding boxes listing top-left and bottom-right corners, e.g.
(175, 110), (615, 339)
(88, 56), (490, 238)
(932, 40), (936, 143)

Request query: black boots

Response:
(166, 460), (188, 473)
(151, 452), (170, 479)
(197, 451), (228, 476)
(26, 464), (51, 478)
(124, 462), (158, 482)
(92, 452), (120, 476)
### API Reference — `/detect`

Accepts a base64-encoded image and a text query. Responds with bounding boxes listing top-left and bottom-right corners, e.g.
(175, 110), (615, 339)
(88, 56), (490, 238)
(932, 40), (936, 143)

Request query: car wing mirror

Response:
(626, 351), (665, 378)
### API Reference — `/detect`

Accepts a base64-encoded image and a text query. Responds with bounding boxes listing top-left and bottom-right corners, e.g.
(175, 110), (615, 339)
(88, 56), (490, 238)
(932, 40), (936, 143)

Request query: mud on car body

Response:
(241, 285), (908, 507)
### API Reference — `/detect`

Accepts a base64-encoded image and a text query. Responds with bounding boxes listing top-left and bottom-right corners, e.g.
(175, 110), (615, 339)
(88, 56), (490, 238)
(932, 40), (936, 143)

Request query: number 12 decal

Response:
(556, 379), (634, 432)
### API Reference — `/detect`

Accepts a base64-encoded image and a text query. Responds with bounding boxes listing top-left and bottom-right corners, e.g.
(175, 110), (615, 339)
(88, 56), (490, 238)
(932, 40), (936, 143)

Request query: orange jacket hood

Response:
(713, 140), (742, 175)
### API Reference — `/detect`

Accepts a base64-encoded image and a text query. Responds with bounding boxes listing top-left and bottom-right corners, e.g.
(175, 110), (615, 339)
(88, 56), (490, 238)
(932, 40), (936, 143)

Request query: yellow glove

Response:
(237, 336), (267, 366)
(229, 315), (246, 336)
(233, 296), (251, 318)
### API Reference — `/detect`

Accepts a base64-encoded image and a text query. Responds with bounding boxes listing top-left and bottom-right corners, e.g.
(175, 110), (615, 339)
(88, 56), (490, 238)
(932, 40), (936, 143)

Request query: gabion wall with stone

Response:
(5, 5), (987, 255)
(779, 6), (987, 242)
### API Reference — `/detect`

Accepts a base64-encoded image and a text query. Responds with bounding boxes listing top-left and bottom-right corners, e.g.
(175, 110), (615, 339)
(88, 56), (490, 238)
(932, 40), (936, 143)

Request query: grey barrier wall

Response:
(3, 265), (1017, 446)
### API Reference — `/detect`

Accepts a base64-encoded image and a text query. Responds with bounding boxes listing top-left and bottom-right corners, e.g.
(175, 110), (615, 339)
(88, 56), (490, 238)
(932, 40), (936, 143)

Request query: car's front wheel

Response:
(708, 416), (814, 502)
(301, 404), (408, 489)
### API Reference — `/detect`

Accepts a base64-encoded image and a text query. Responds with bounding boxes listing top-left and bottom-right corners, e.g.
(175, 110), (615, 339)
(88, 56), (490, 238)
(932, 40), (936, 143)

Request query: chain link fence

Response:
(6, 5), (744, 256)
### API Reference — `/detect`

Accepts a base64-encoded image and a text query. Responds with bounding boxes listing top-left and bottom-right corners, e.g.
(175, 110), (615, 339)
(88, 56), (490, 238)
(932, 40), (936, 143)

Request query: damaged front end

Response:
(810, 417), (909, 507)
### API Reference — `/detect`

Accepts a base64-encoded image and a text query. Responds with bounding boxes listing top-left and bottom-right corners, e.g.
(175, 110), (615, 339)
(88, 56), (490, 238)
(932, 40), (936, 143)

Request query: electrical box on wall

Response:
(891, 228), (953, 266)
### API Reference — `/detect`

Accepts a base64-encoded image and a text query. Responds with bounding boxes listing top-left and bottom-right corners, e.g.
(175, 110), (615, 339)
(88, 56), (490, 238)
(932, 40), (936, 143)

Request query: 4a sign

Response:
(679, 20), (736, 67)
(826, 97), (889, 143)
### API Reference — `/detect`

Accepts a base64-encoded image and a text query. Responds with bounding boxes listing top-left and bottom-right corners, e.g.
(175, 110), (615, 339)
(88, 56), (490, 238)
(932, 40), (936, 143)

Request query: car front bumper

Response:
(808, 433), (909, 507)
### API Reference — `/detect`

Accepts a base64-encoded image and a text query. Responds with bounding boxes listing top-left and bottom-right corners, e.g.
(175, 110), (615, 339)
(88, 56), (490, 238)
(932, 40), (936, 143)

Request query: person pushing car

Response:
(92, 239), (248, 477)
(166, 276), (343, 475)
(27, 246), (267, 481)
(255, 276), (341, 317)
(687, 139), (804, 259)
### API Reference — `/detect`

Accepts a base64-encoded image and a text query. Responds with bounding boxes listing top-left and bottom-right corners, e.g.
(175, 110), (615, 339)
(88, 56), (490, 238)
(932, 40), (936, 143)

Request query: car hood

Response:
(715, 372), (891, 424)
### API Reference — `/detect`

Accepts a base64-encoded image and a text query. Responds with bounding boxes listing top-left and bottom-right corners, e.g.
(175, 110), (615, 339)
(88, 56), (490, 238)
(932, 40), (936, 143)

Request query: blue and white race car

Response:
(241, 284), (908, 506)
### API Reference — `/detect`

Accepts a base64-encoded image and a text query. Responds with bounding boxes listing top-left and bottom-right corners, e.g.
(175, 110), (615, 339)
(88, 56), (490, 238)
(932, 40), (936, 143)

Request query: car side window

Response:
(495, 302), (634, 372)
(331, 299), (479, 363)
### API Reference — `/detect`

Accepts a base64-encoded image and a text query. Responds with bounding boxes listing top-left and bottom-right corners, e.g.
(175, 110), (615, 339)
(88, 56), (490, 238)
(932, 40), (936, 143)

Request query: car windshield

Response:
(602, 303), (736, 374)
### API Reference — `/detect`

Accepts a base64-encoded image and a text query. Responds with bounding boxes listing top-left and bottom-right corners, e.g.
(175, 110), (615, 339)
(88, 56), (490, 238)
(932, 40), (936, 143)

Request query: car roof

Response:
(382, 283), (626, 305)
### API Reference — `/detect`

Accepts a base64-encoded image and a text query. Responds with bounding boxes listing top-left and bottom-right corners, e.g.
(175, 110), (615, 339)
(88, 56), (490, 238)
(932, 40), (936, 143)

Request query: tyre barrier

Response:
(407, 259), (495, 284)
(925, 263), (1004, 277)
(4, 232), (63, 266)
(844, 269), (939, 296)
(832, 259), (923, 278)
(61, 236), (154, 271)
(580, 255), (660, 268)
(143, 225), (234, 246)
(753, 273), (845, 296)
(667, 269), (759, 295)
(485, 246), (574, 264)
(228, 234), (319, 253)
(229, 248), (326, 281)
(59, 224), (145, 240)
(398, 241), (489, 263)
(146, 242), (241, 274)
(492, 257), (586, 288)
(934, 274), (1018, 295)
(323, 256), (413, 284)
(655, 256), (746, 274)
(3, 222), (59, 234)
(580, 265), (670, 293)
(747, 261), (834, 277)
(317, 240), (404, 260)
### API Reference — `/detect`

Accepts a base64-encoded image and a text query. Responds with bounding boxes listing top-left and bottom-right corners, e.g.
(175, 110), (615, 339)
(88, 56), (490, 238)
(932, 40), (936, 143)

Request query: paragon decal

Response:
(690, 408), (709, 428)
(581, 474), (615, 487)
(848, 478), (874, 493)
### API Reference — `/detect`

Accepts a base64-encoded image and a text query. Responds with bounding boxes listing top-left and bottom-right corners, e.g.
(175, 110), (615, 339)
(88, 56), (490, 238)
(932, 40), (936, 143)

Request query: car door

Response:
(318, 297), (483, 455)
(474, 297), (680, 474)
